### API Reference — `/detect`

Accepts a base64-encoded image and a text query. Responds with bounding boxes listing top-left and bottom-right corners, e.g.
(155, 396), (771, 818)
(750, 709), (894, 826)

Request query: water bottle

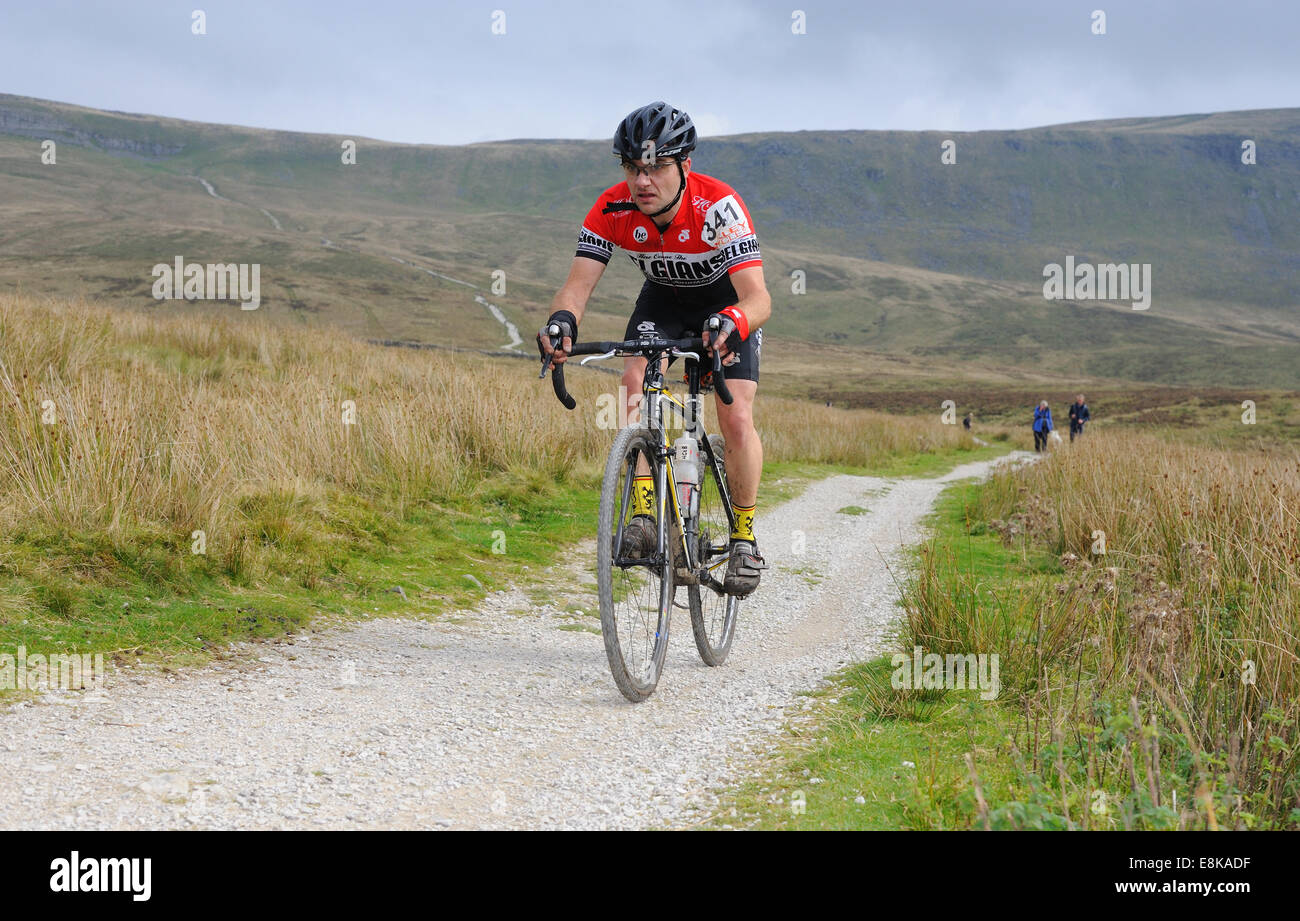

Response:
(673, 434), (700, 519)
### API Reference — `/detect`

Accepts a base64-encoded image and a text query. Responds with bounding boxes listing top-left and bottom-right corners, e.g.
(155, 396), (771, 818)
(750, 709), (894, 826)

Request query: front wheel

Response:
(689, 434), (740, 666)
(597, 425), (674, 702)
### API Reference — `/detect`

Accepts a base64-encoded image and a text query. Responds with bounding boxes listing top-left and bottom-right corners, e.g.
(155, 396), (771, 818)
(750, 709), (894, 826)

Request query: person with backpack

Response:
(1032, 400), (1053, 452)
(1068, 394), (1091, 442)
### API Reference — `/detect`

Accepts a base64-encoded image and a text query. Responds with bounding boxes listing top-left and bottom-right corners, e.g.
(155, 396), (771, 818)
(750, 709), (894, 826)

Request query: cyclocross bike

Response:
(540, 319), (742, 702)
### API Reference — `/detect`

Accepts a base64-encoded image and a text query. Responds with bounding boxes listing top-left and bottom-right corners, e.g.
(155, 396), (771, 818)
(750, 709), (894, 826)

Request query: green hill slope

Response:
(2, 93), (1298, 389)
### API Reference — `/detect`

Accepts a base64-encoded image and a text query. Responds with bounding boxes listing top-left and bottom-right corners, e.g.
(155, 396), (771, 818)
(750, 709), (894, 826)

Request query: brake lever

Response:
(538, 324), (562, 378)
(704, 320), (735, 406)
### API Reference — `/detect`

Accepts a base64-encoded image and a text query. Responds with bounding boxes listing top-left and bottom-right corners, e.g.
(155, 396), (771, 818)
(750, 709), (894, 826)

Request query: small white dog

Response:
(1049, 430), (1063, 446)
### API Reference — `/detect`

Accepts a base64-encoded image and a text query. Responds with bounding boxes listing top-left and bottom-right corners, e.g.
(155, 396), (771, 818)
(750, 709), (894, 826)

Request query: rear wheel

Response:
(597, 425), (674, 702)
(689, 434), (740, 666)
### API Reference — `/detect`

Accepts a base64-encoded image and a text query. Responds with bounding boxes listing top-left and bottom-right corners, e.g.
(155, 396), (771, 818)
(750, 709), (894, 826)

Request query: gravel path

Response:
(0, 453), (1031, 830)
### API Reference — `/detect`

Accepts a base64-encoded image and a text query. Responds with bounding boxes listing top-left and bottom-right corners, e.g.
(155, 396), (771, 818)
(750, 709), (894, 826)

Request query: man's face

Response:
(622, 156), (689, 215)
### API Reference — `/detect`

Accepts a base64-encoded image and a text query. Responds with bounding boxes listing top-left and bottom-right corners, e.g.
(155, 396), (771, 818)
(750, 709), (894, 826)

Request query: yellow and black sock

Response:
(632, 476), (655, 517)
(730, 502), (756, 542)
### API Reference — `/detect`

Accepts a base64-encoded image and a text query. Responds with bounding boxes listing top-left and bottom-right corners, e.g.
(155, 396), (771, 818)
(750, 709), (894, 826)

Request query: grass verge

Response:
(707, 482), (1042, 830)
(710, 435), (1300, 829)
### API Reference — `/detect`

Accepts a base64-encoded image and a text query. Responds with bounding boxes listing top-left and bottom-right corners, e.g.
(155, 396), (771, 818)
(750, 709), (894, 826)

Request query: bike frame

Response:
(615, 351), (735, 593)
(542, 329), (744, 697)
(543, 331), (737, 592)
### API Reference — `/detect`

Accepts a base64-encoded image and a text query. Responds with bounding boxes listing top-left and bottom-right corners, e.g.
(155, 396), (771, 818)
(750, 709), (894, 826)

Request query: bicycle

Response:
(540, 321), (743, 702)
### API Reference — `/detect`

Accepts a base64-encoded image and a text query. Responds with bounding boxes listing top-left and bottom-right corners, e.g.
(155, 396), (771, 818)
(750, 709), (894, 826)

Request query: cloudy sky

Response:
(2, 0), (1294, 144)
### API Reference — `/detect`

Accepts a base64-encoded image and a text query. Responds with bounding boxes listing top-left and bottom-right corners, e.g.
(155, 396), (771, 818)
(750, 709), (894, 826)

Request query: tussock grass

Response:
(758, 396), (980, 467)
(905, 432), (1300, 828)
(0, 294), (600, 544)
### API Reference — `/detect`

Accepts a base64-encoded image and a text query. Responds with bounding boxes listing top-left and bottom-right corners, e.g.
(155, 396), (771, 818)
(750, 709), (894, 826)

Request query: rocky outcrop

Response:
(0, 105), (185, 158)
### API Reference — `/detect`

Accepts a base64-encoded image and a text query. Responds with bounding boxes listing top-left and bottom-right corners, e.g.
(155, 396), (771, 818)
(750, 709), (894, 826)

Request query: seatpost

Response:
(684, 390), (702, 436)
(642, 348), (663, 434)
(680, 356), (698, 434)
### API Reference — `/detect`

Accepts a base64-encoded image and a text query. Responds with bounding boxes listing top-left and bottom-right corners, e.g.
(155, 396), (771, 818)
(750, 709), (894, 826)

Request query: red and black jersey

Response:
(574, 171), (762, 312)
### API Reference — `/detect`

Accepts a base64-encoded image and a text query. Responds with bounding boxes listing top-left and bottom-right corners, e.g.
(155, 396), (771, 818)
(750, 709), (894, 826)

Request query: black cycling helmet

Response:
(611, 102), (697, 219)
(613, 101), (697, 163)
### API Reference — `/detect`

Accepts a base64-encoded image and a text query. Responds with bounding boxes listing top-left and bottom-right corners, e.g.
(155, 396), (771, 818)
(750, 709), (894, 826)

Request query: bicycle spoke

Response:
(689, 433), (739, 666)
(598, 428), (673, 700)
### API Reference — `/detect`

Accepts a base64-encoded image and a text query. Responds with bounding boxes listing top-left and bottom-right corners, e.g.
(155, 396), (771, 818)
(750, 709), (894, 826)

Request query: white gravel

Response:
(0, 453), (1031, 830)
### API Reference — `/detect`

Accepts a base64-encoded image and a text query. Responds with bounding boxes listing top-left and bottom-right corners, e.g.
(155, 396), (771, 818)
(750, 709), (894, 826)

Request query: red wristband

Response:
(719, 306), (749, 340)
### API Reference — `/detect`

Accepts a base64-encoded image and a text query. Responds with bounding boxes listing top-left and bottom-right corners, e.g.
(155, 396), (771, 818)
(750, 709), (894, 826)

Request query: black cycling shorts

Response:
(622, 282), (761, 383)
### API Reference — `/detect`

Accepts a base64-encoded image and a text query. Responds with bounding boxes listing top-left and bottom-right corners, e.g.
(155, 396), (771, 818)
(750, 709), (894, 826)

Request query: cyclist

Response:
(538, 101), (771, 596)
